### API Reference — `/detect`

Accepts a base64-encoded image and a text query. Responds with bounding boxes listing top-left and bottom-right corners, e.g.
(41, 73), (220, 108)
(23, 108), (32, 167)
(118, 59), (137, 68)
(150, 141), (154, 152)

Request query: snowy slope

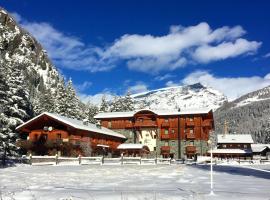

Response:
(0, 7), (61, 92)
(132, 83), (227, 111)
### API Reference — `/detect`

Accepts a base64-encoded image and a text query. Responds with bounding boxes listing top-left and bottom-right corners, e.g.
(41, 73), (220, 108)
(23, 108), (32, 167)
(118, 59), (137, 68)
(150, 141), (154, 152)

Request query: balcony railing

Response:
(160, 134), (170, 139)
(186, 133), (195, 139)
(134, 121), (157, 127)
(161, 122), (169, 127)
(186, 121), (195, 126)
(186, 145), (196, 153)
(161, 146), (170, 152)
(69, 135), (81, 140)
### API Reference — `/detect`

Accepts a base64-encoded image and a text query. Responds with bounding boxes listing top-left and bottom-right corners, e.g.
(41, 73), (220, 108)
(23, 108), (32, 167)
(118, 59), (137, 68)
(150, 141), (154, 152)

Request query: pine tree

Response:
(66, 78), (81, 119)
(99, 95), (109, 112)
(122, 91), (134, 111)
(86, 103), (99, 123)
(110, 96), (123, 112)
(54, 78), (68, 116)
(33, 88), (55, 115)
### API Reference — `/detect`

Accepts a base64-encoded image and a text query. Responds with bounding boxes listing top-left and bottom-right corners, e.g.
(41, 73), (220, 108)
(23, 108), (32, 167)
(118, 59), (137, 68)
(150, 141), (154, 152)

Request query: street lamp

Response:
(207, 138), (214, 195)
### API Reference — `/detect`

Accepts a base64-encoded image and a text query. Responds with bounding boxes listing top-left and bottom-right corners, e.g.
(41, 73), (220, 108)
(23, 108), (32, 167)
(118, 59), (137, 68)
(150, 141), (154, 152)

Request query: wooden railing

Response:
(186, 133), (195, 139)
(160, 146), (170, 153)
(186, 145), (196, 153)
(186, 121), (195, 126)
(134, 121), (157, 127)
(161, 122), (170, 127)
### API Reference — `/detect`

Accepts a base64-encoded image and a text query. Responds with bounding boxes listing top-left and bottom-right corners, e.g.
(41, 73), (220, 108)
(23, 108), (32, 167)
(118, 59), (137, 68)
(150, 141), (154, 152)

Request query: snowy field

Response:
(0, 164), (270, 200)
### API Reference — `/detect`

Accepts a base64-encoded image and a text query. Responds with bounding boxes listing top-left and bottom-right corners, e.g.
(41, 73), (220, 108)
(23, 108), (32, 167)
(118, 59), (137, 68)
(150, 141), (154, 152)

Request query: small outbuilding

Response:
(117, 143), (150, 157)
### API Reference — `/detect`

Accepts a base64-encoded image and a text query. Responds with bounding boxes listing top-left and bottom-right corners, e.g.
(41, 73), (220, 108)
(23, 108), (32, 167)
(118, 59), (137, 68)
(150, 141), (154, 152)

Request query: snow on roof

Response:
(117, 143), (148, 150)
(16, 112), (126, 139)
(94, 108), (212, 119)
(208, 148), (253, 154)
(251, 144), (270, 153)
(217, 134), (254, 144)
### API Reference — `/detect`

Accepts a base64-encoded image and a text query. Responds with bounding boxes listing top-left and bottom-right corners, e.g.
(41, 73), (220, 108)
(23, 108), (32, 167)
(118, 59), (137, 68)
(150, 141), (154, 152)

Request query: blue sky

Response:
(2, 0), (270, 103)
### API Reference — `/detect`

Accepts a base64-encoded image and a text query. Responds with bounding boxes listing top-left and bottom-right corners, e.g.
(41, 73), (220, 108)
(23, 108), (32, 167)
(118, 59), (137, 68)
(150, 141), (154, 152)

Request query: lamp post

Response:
(208, 138), (214, 195)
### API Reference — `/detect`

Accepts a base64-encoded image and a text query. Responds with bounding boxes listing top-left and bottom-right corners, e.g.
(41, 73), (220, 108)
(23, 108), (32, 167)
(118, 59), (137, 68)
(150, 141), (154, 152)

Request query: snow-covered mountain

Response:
(214, 85), (270, 143)
(132, 83), (227, 111)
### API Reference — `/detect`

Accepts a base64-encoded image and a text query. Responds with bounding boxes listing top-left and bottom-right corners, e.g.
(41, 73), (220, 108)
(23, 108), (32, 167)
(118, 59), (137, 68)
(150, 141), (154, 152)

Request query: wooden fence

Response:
(23, 155), (173, 166)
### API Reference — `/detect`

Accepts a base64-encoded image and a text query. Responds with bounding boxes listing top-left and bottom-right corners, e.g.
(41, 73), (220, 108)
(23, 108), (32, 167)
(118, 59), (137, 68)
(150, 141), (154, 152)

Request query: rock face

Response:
(0, 7), (61, 101)
(132, 83), (227, 111)
(214, 85), (270, 143)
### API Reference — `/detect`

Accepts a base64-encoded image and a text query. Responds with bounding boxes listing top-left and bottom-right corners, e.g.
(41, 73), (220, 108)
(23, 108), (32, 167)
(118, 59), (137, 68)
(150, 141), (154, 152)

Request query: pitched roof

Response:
(94, 108), (212, 119)
(251, 144), (270, 152)
(16, 112), (126, 139)
(117, 143), (148, 150)
(217, 134), (254, 144)
(209, 148), (253, 154)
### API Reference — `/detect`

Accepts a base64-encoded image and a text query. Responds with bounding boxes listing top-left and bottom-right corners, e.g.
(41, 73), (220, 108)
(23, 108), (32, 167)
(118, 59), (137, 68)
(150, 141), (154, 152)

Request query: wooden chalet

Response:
(210, 134), (254, 159)
(16, 112), (126, 156)
(94, 108), (214, 159)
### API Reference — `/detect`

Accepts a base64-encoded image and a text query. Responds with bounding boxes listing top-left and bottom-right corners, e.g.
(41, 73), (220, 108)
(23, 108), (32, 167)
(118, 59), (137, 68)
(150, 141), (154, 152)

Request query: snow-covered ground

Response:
(0, 164), (270, 200)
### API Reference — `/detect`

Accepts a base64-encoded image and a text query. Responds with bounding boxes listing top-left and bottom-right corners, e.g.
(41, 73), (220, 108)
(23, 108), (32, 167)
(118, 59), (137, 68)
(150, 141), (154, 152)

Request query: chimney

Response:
(83, 119), (89, 126)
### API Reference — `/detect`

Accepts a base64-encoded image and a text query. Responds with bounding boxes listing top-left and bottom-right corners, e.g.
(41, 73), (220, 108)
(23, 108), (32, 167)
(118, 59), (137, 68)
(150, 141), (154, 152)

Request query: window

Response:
(108, 121), (112, 128)
(190, 141), (194, 146)
(57, 134), (61, 139)
(171, 141), (176, 146)
(244, 144), (247, 148)
(164, 129), (169, 135)
(165, 141), (169, 146)
(42, 134), (48, 140)
(190, 116), (194, 121)
(222, 144), (227, 148)
(171, 129), (175, 134)
(34, 134), (38, 141)
(190, 129), (194, 134)
(164, 118), (169, 122)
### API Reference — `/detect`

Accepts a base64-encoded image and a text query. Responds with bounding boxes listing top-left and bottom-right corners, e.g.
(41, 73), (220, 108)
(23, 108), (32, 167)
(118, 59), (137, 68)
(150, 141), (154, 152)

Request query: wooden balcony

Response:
(186, 121), (195, 126)
(125, 123), (133, 129)
(186, 145), (196, 154)
(202, 121), (212, 127)
(160, 146), (170, 153)
(161, 122), (170, 127)
(186, 133), (195, 139)
(160, 134), (170, 139)
(134, 121), (157, 127)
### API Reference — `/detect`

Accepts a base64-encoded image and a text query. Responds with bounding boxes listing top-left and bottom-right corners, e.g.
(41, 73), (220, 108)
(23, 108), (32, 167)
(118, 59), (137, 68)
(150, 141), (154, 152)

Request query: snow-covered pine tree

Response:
(2, 62), (33, 156)
(99, 95), (109, 112)
(54, 78), (68, 116)
(86, 103), (99, 123)
(122, 91), (134, 111)
(66, 78), (81, 119)
(110, 96), (123, 112)
(33, 88), (55, 115)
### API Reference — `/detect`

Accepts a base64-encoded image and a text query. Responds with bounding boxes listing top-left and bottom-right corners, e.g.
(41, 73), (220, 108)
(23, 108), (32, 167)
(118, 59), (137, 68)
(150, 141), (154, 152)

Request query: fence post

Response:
(101, 156), (104, 165)
(29, 153), (32, 165)
(155, 158), (157, 165)
(55, 153), (58, 165)
(140, 157), (142, 165)
(169, 158), (171, 165)
(78, 155), (81, 165)
(121, 155), (123, 165)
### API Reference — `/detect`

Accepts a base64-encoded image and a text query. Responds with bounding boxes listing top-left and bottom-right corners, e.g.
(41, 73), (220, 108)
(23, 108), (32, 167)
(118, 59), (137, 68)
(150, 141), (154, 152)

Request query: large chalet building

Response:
(16, 112), (126, 156)
(94, 108), (214, 159)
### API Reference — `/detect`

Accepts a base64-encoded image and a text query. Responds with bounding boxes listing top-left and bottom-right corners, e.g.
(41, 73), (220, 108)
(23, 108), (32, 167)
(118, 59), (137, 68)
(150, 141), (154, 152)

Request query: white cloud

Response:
(13, 12), (261, 74)
(74, 81), (92, 92)
(12, 12), (113, 72)
(264, 52), (270, 58)
(78, 92), (114, 105)
(165, 80), (178, 87)
(154, 73), (176, 81)
(193, 39), (261, 63)
(181, 71), (270, 100)
(128, 83), (148, 94)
